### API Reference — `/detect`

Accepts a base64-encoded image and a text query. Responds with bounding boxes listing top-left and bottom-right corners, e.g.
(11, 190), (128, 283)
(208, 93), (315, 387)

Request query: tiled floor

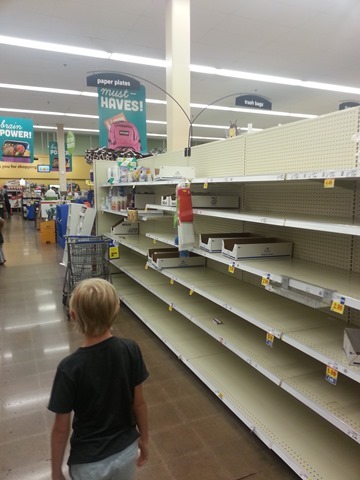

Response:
(0, 214), (299, 479)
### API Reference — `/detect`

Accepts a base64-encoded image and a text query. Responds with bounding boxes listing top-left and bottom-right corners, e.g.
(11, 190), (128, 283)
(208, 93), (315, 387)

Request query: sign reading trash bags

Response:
(87, 73), (147, 154)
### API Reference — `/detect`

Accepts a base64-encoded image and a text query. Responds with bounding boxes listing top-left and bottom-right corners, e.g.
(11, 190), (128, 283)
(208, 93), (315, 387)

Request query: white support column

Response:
(56, 124), (67, 195)
(166, 0), (191, 153)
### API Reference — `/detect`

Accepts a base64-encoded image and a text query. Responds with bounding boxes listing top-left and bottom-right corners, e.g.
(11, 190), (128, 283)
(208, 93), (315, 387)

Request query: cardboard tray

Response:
(199, 232), (260, 252)
(343, 328), (360, 365)
(222, 237), (293, 260)
(148, 247), (206, 269)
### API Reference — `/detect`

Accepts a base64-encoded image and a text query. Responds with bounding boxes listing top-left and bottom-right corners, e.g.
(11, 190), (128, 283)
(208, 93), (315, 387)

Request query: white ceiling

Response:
(1, 0), (360, 147)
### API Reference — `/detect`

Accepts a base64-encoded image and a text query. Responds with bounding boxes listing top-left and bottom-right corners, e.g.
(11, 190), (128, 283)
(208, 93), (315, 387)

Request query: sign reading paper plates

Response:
(0, 116), (34, 163)
(87, 72), (147, 154)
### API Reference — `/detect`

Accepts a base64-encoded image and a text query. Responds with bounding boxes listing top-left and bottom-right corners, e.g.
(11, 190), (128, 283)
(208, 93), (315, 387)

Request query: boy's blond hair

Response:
(69, 278), (120, 336)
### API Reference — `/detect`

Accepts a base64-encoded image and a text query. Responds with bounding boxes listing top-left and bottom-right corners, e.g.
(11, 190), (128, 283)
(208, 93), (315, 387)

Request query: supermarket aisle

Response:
(0, 215), (298, 480)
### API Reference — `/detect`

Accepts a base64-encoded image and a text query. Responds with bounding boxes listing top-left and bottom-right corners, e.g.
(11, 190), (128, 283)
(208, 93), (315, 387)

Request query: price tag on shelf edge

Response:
(325, 365), (338, 385)
(168, 303), (174, 311)
(228, 264), (235, 274)
(189, 289), (194, 295)
(261, 274), (271, 286)
(108, 245), (120, 259)
(324, 178), (335, 188)
(145, 263), (149, 270)
(203, 181), (208, 189)
(331, 296), (345, 315)
(266, 332), (275, 347)
(170, 278), (174, 285)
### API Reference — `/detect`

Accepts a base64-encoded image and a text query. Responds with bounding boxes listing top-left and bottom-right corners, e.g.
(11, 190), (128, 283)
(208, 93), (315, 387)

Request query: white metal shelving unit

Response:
(94, 106), (360, 480)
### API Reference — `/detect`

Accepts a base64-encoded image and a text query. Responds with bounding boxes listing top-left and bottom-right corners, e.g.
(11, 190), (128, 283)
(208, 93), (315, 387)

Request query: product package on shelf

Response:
(221, 237), (293, 260)
(176, 182), (195, 251)
(148, 247), (205, 269)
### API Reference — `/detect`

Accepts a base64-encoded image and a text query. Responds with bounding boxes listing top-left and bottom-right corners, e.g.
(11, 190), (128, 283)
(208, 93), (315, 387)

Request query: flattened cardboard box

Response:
(191, 195), (239, 208)
(222, 237), (293, 260)
(111, 220), (139, 235)
(343, 328), (360, 365)
(199, 232), (260, 252)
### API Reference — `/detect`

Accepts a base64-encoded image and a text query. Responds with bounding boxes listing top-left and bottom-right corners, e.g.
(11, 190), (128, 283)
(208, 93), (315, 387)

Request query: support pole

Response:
(166, 0), (191, 153)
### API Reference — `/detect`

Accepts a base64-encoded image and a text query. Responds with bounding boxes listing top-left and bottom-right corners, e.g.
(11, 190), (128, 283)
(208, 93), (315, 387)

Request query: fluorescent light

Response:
(191, 103), (316, 119)
(0, 35), (110, 59)
(110, 52), (166, 68)
(190, 64), (360, 96)
(0, 83), (81, 95)
(146, 99), (167, 105)
(0, 36), (359, 96)
(146, 120), (167, 125)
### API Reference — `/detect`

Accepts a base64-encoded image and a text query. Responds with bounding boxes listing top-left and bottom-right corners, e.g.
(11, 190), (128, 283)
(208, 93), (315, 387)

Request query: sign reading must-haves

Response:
(87, 72), (147, 154)
(0, 116), (34, 163)
(235, 94), (272, 110)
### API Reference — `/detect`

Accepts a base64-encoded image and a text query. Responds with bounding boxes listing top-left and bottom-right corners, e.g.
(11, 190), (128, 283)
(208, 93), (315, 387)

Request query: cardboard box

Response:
(40, 220), (55, 233)
(148, 247), (206, 269)
(134, 194), (155, 209)
(111, 220), (139, 235)
(343, 328), (360, 365)
(199, 232), (259, 252)
(155, 166), (195, 180)
(222, 237), (293, 260)
(192, 195), (239, 208)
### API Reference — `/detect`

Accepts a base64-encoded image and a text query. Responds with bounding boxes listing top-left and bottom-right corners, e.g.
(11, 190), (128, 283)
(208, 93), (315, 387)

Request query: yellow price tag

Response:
(189, 289), (194, 295)
(145, 263), (149, 270)
(266, 332), (275, 347)
(326, 365), (338, 385)
(324, 178), (335, 188)
(108, 246), (120, 259)
(153, 239), (157, 244)
(261, 274), (270, 286)
(331, 298), (345, 314)
(203, 182), (208, 189)
(168, 303), (173, 311)
(170, 278), (174, 285)
(217, 392), (223, 399)
(228, 265), (235, 274)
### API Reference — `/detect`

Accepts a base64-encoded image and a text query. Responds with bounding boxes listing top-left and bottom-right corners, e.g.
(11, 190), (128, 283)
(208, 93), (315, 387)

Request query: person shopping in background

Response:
(48, 278), (149, 480)
(2, 185), (11, 217)
(0, 217), (6, 265)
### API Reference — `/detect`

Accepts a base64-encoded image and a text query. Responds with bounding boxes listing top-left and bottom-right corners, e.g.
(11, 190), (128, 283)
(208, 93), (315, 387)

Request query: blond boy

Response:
(48, 278), (149, 480)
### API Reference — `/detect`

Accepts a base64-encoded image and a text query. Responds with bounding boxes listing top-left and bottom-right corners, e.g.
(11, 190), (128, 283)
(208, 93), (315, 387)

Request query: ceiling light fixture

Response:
(0, 36), (359, 96)
(0, 35), (110, 59)
(0, 83), (314, 119)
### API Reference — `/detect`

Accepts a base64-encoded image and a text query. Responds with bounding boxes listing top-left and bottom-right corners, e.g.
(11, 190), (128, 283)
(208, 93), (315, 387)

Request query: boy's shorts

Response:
(69, 440), (138, 480)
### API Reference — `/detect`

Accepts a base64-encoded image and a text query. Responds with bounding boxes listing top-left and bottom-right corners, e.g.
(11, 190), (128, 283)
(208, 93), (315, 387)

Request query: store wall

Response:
(0, 131), (168, 189)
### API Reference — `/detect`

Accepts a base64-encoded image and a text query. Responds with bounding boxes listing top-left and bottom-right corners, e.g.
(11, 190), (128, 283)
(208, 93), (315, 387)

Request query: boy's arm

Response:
(51, 412), (71, 480)
(133, 384), (149, 466)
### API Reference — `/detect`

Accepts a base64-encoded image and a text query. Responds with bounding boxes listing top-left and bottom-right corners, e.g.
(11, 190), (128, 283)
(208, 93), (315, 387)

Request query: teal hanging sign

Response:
(49, 141), (72, 171)
(87, 73), (147, 153)
(0, 116), (34, 163)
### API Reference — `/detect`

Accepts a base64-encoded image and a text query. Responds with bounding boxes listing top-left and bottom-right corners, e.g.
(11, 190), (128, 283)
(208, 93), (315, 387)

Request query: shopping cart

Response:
(62, 235), (112, 317)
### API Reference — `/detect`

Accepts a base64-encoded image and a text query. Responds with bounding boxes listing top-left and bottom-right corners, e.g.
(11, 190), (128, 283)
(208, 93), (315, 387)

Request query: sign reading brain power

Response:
(0, 117), (34, 163)
(87, 73), (147, 153)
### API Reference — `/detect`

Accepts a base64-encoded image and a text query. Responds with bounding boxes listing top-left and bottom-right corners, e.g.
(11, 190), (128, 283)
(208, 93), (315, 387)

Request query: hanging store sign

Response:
(66, 131), (76, 153)
(339, 101), (360, 110)
(235, 94), (272, 110)
(0, 117), (34, 163)
(87, 72), (147, 154)
(49, 141), (72, 172)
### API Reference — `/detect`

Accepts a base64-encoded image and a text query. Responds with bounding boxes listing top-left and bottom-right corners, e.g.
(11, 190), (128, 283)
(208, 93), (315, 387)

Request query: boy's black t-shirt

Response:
(48, 336), (149, 465)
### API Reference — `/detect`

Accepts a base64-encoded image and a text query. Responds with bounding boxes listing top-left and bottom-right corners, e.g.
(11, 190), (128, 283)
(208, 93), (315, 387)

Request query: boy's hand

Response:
(137, 438), (149, 467)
